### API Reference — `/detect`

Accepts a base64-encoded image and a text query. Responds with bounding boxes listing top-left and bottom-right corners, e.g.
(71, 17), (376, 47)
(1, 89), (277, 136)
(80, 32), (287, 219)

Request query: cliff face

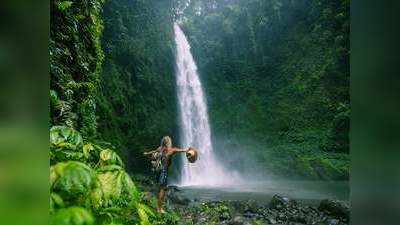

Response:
(96, 0), (177, 172)
(50, 0), (105, 138)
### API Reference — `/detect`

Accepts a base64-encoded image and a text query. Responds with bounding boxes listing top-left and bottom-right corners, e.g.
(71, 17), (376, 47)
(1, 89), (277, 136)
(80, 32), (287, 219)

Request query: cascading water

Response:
(174, 23), (237, 186)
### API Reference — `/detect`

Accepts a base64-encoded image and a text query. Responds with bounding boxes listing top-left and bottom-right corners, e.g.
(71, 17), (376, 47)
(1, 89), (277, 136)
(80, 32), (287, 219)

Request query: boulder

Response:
(318, 199), (349, 219)
(328, 219), (340, 225)
(269, 195), (290, 210)
(288, 214), (307, 224)
(236, 200), (260, 214)
(167, 186), (190, 205)
(229, 215), (251, 225)
(266, 217), (277, 224)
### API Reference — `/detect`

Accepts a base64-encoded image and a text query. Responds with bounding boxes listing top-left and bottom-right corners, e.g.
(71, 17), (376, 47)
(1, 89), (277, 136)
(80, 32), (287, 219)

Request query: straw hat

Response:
(186, 147), (198, 163)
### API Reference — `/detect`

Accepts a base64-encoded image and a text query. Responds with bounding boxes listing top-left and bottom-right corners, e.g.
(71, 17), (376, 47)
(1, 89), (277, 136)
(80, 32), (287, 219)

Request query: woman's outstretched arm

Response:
(171, 147), (189, 154)
(143, 147), (161, 155)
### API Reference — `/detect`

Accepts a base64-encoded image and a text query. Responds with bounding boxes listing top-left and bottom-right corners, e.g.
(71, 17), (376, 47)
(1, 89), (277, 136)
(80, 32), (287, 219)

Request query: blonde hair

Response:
(160, 136), (172, 148)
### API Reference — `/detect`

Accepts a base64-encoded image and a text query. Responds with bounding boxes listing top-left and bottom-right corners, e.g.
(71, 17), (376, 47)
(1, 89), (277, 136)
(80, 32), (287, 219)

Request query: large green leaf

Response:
(50, 126), (83, 150)
(51, 161), (96, 203)
(50, 192), (65, 212)
(91, 165), (139, 209)
(136, 202), (154, 225)
(99, 149), (123, 167)
(51, 207), (94, 225)
(50, 126), (86, 163)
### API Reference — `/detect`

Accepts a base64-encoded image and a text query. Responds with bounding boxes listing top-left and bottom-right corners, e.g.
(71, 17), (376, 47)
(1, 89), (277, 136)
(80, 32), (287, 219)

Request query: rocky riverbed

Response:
(134, 176), (349, 225)
(165, 186), (349, 225)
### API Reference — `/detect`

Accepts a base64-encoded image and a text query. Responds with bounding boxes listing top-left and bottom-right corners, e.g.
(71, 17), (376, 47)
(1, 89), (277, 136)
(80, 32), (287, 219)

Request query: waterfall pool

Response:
(175, 180), (349, 205)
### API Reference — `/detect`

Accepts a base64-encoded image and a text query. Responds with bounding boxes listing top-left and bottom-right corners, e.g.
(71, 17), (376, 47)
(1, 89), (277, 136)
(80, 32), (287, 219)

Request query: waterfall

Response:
(174, 23), (237, 186)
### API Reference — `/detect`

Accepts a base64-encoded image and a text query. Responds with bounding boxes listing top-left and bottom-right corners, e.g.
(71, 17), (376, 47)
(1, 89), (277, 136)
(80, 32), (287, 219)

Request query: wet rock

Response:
(243, 211), (260, 219)
(269, 195), (290, 210)
(167, 187), (191, 205)
(197, 213), (208, 224)
(267, 217), (277, 224)
(327, 219), (340, 225)
(289, 214), (307, 224)
(277, 213), (286, 221)
(245, 200), (260, 213)
(232, 200), (260, 214)
(229, 215), (251, 225)
(318, 199), (349, 219)
(168, 185), (180, 192)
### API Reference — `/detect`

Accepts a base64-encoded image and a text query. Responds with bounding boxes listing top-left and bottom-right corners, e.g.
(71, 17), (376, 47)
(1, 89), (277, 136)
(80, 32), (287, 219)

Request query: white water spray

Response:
(174, 23), (238, 186)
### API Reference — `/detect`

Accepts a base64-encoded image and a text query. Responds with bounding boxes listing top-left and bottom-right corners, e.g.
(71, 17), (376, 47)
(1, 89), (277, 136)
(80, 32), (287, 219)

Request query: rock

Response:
(267, 217), (277, 224)
(168, 185), (180, 192)
(289, 214), (307, 224)
(327, 219), (340, 225)
(229, 215), (251, 225)
(197, 214), (208, 224)
(318, 199), (349, 219)
(269, 195), (290, 210)
(244, 200), (260, 214)
(243, 211), (260, 219)
(232, 200), (260, 214)
(167, 187), (190, 205)
(277, 213), (286, 221)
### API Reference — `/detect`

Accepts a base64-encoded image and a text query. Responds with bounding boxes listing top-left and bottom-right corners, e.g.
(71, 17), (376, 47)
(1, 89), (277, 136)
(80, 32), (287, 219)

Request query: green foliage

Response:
(51, 126), (83, 150)
(93, 165), (139, 208)
(50, 126), (93, 163)
(50, 0), (349, 223)
(50, 128), (157, 224)
(51, 207), (94, 225)
(152, 211), (181, 225)
(199, 202), (232, 221)
(96, 0), (177, 171)
(51, 161), (97, 204)
(57, 1), (73, 12)
(99, 149), (123, 167)
(136, 202), (155, 225)
(179, 0), (349, 180)
(50, 0), (162, 224)
(50, 0), (105, 138)
(51, 192), (65, 212)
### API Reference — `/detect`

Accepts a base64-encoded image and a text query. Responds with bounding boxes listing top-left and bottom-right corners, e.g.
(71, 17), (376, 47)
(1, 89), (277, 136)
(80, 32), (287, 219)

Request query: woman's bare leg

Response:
(157, 187), (166, 213)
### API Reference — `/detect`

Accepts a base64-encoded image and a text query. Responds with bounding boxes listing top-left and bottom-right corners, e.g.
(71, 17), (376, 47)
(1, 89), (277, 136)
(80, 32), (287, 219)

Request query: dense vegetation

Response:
(177, 0), (350, 180)
(49, 0), (179, 224)
(49, 0), (349, 224)
(96, 0), (177, 172)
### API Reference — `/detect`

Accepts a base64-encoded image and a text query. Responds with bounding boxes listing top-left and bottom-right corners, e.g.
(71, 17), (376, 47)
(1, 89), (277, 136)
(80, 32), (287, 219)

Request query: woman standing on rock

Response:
(143, 136), (191, 213)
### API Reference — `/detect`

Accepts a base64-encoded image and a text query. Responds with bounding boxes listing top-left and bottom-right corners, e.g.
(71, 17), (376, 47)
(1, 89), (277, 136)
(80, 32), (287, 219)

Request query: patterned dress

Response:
(158, 149), (168, 187)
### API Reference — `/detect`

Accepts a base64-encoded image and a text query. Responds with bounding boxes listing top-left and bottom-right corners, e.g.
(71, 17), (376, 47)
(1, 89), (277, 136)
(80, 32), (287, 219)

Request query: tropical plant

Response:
(99, 149), (123, 167)
(50, 126), (86, 163)
(92, 165), (139, 208)
(51, 161), (97, 204)
(51, 206), (94, 225)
